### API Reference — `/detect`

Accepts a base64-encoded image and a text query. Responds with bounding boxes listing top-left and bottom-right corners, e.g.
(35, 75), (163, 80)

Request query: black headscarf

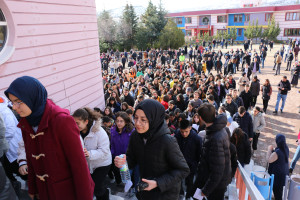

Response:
(275, 134), (289, 163)
(5, 76), (48, 127)
(134, 99), (165, 139)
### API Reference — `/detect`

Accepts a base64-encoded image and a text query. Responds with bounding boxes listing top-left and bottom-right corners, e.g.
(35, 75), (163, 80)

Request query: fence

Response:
(235, 162), (265, 200)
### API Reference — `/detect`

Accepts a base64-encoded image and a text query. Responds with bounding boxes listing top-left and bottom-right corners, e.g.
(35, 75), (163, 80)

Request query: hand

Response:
(84, 148), (89, 158)
(114, 155), (126, 168)
(29, 194), (39, 199)
(142, 178), (157, 191)
(268, 145), (273, 151)
(19, 165), (28, 175)
(201, 192), (206, 197)
(249, 138), (253, 142)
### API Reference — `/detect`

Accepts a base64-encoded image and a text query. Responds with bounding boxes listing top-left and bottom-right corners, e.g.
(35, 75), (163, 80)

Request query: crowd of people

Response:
(0, 38), (300, 200)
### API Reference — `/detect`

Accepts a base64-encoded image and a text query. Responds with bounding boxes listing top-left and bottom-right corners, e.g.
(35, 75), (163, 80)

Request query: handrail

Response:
(235, 162), (265, 200)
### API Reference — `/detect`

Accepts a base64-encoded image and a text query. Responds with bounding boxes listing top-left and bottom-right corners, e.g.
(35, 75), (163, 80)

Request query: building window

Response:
(186, 30), (192, 36)
(0, 9), (7, 52)
(202, 17), (209, 25)
(237, 29), (243, 36)
(284, 28), (300, 36)
(234, 14), (243, 22)
(245, 14), (250, 22)
(265, 13), (273, 21)
(217, 15), (227, 23)
(185, 17), (192, 24)
(175, 17), (182, 25)
(286, 12), (300, 21)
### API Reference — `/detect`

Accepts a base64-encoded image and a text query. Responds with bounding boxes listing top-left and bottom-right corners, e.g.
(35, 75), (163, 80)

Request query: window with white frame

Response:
(0, 9), (7, 52)
(186, 17), (192, 24)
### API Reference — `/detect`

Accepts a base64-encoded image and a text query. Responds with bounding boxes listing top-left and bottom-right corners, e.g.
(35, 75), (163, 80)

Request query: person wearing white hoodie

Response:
(251, 106), (266, 153)
(73, 107), (112, 200)
(0, 96), (24, 196)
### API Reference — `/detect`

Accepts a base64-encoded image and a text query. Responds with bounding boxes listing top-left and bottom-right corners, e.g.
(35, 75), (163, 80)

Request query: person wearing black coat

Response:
(233, 106), (254, 140)
(285, 50), (294, 71)
(120, 88), (135, 107)
(223, 94), (238, 117)
(175, 120), (202, 199)
(231, 128), (251, 167)
(194, 105), (231, 200)
(250, 76), (260, 107)
(215, 80), (226, 104)
(239, 84), (253, 111)
(225, 127), (238, 179)
(115, 99), (190, 200)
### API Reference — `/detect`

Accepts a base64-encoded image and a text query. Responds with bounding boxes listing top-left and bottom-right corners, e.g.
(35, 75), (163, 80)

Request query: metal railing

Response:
(235, 162), (265, 200)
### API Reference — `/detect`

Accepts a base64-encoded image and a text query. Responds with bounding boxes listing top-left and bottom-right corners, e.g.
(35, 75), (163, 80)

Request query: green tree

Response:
(229, 27), (237, 40)
(117, 4), (138, 50)
(140, 0), (167, 46)
(97, 10), (117, 49)
(267, 16), (281, 41)
(135, 23), (150, 50)
(244, 20), (254, 39)
(155, 19), (185, 49)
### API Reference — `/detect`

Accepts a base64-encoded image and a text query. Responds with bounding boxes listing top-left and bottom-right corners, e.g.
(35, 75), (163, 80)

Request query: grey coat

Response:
(0, 113), (9, 158)
(251, 112), (266, 133)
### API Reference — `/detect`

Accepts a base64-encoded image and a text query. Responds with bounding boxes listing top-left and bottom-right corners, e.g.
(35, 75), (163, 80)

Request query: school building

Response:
(168, 4), (300, 41)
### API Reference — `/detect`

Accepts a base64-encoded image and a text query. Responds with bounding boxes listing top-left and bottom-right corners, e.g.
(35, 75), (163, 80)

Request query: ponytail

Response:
(73, 107), (101, 131)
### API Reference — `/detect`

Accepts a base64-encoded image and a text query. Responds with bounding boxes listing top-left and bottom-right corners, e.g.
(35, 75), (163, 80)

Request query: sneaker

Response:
(280, 109), (283, 113)
(273, 111), (278, 114)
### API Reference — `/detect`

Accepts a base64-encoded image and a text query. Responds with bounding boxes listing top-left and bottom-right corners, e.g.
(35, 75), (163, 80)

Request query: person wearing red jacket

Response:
(5, 76), (94, 200)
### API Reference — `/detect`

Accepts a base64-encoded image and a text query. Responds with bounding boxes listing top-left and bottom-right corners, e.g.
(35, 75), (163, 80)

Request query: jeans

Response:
(290, 145), (300, 169)
(275, 93), (287, 111)
(261, 58), (265, 69)
(284, 54), (287, 62)
(233, 63), (236, 73)
(110, 68), (114, 74)
(275, 63), (281, 75)
(286, 61), (292, 70)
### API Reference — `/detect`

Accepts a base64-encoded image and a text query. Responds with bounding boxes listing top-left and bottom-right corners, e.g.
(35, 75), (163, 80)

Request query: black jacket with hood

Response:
(126, 99), (190, 200)
(194, 114), (231, 196)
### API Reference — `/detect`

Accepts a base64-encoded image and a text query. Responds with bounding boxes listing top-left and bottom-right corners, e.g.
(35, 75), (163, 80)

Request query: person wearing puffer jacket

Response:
(73, 108), (112, 200)
(251, 107), (266, 153)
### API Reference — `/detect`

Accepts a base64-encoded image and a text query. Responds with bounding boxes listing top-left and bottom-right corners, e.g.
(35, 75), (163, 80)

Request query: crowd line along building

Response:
(0, 0), (105, 113)
(168, 4), (300, 41)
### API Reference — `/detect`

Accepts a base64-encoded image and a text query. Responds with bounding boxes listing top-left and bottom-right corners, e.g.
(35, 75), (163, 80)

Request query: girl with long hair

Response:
(73, 108), (111, 200)
(110, 112), (135, 185)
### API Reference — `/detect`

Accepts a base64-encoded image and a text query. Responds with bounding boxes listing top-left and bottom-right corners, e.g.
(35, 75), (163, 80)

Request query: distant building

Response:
(168, 4), (300, 41)
(0, 0), (105, 112)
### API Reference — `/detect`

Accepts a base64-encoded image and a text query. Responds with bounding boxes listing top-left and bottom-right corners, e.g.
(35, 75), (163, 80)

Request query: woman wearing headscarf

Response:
(114, 99), (190, 200)
(267, 134), (289, 200)
(5, 76), (94, 200)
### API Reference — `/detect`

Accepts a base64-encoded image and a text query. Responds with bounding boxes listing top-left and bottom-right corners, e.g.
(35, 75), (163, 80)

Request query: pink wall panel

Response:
(0, 0), (104, 112)
(9, 38), (99, 62)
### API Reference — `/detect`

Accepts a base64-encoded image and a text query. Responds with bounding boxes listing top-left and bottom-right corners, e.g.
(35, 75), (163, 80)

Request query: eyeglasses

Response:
(9, 100), (23, 107)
